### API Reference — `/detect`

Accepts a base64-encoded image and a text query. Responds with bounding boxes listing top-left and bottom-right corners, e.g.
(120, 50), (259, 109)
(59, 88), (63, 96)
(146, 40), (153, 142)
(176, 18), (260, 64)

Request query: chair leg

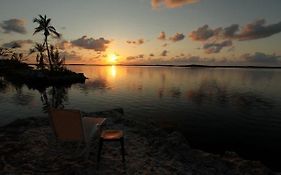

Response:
(120, 137), (125, 163)
(97, 138), (103, 163)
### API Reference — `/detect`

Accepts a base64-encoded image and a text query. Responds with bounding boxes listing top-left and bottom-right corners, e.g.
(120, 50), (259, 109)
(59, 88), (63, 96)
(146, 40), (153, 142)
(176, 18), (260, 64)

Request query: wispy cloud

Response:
(162, 43), (168, 47)
(71, 36), (110, 51)
(0, 18), (27, 34)
(126, 39), (144, 45)
(127, 54), (145, 60)
(151, 0), (199, 8)
(241, 52), (281, 64)
(61, 50), (82, 61)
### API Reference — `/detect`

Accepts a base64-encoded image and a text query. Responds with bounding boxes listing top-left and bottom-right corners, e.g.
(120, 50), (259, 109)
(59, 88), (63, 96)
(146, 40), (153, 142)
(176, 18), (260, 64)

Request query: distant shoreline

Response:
(28, 63), (281, 69)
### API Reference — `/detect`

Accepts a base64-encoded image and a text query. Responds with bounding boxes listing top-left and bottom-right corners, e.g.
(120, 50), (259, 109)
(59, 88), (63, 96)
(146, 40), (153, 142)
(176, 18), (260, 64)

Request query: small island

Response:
(0, 15), (86, 89)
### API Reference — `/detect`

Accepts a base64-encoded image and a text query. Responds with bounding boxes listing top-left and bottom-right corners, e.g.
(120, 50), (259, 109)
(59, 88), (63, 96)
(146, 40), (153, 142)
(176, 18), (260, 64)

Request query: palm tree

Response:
(33, 15), (60, 71)
(49, 45), (65, 71)
(29, 43), (46, 70)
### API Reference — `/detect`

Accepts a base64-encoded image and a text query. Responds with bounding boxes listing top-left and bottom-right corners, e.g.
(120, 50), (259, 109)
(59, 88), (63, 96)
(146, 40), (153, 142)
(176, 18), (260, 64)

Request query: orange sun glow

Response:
(107, 53), (118, 64)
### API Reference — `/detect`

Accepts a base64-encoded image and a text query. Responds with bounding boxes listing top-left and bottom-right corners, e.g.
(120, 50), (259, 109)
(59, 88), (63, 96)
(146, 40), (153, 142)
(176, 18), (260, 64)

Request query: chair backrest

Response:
(49, 108), (85, 142)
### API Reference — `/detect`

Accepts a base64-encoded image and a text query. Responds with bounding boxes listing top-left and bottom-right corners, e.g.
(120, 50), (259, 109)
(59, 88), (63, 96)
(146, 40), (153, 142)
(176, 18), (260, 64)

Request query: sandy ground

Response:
(0, 109), (276, 175)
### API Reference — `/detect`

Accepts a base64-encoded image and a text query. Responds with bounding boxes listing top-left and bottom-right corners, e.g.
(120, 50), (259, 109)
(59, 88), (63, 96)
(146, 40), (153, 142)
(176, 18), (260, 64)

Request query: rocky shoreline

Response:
(0, 109), (277, 175)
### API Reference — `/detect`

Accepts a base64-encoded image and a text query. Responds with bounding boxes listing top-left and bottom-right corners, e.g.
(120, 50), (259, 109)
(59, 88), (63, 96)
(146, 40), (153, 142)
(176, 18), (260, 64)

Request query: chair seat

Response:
(101, 130), (123, 140)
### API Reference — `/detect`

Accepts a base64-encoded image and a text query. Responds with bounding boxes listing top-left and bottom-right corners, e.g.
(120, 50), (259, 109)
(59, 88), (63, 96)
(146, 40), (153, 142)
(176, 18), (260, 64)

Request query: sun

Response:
(108, 53), (118, 64)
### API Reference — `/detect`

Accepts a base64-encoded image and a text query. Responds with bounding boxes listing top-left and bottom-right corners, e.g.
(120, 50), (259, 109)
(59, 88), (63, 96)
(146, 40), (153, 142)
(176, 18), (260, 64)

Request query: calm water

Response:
(1, 66), (281, 170)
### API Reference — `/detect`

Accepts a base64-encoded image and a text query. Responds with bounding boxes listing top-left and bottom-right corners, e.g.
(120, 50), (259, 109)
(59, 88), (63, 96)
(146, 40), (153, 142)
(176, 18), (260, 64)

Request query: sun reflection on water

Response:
(110, 65), (117, 78)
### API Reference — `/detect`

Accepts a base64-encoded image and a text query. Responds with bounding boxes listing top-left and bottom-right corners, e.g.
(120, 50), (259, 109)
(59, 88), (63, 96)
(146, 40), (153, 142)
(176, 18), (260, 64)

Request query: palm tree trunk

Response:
(45, 35), (53, 71)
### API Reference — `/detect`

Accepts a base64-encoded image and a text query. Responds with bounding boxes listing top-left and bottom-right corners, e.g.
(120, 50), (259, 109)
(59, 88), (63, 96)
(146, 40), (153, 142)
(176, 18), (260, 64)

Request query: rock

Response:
(0, 110), (277, 175)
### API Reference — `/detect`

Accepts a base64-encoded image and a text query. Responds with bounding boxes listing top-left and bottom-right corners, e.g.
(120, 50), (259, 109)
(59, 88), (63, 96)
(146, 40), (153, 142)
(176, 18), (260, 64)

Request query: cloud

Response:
(151, 0), (198, 8)
(61, 50), (83, 62)
(123, 51), (280, 66)
(161, 50), (168, 56)
(0, 18), (27, 34)
(126, 39), (144, 45)
(56, 40), (72, 50)
(189, 19), (281, 54)
(190, 19), (281, 42)
(222, 24), (239, 38)
(71, 36), (110, 51)
(236, 19), (281, 41)
(2, 39), (33, 48)
(127, 54), (145, 60)
(189, 25), (217, 41)
(158, 31), (166, 40)
(241, 52), (281, 64)
(203, 40), (232, 54)
(169, 33), (185, 42)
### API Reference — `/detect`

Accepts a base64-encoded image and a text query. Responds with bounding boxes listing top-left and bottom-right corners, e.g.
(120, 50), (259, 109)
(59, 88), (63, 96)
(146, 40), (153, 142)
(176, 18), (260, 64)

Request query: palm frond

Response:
(33, 17), (40, 23)
(46, 18), (51, 26)
(48, 26), (61, 38)
(39, 14), (45, 21)
(48, 26), (56, 31)
(33, 26), (44, 35)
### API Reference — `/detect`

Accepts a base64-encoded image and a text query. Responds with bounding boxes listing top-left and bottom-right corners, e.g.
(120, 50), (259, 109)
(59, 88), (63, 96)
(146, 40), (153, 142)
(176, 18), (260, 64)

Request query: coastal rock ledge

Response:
(0, 110), (277, 175)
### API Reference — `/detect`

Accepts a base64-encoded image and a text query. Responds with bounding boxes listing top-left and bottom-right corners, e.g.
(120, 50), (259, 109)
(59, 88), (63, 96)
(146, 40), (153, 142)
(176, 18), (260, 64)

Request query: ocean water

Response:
(1, 65), (281, 170)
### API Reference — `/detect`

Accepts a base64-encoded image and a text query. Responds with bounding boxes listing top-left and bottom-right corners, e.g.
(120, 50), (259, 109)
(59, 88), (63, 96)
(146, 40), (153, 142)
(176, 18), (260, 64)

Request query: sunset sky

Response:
(0, 0), (281, 65)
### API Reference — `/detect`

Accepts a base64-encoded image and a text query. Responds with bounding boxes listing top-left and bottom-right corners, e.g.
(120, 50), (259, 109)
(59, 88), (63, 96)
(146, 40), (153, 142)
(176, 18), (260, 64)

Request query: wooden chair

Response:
(97, 130), (125, 163)
(48, 108), (106, 157)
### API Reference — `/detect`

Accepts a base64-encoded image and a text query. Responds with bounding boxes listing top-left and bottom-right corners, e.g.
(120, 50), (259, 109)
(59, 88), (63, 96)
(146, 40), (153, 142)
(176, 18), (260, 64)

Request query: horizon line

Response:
(27, 63), (281, 69)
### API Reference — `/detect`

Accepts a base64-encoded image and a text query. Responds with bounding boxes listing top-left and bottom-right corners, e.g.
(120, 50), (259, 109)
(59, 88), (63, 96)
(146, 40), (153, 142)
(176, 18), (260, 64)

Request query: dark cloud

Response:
(190, 19), (281, 42)
(236, 19), (281, 41)
(71, 36), (110, 51)
(158, 31), (166, 40)
(169, 33), (185, 42)
(161, 50), (168, 56)
(222, 24), (239, 38)
(189, 25), (216, 41)
(203, 40), (232, 54)
(0, 19), (27, 34)
(151, 0), (198, 8)
(190, 19), (281, 54)
(241, 52), (280, 63)
(126, 39), (144, 45)
(2, 39), (33, 48)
